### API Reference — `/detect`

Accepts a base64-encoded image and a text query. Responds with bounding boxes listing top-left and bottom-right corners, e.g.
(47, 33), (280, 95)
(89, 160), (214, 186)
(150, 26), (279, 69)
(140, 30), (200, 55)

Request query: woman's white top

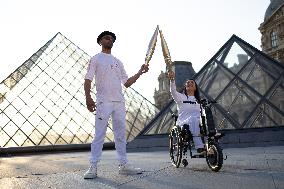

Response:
(170, 80), (201, 126)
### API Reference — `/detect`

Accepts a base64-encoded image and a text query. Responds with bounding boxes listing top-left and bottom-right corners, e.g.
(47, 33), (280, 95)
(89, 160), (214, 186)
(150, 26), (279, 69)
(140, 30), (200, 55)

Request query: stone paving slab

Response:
(0, 146), (283, 189)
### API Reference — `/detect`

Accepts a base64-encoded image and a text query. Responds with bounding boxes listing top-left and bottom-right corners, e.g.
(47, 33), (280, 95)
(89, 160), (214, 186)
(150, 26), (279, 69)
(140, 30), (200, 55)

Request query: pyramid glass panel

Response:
(0, 33), (159, 148)
(216, 47), (229, 62)
(239, 59), (275, 96)
(142, 102), (177, 135)
(211, 108), (235, 130)
(268, 84), (284, 112)
(215, 78), (260, 126)
(239, 56), (258, 82)
(246, 102), (284, 128)
(222, 41), (252, 74)
(141, 35), (284, 136)
(198, 62), (235, 100)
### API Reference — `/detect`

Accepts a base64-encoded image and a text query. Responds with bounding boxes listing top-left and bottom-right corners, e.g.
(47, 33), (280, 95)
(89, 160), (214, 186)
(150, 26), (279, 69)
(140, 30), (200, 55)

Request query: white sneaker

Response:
(119, 163), (142, 175)
(84, 164), (97, 179)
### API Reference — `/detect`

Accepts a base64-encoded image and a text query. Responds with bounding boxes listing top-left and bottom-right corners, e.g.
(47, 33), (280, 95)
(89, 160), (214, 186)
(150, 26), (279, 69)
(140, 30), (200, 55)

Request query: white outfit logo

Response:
(111, 63), (118, 69)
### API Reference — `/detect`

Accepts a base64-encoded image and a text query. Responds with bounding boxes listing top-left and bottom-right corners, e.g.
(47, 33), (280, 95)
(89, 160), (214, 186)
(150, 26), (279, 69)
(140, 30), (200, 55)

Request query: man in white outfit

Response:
(84, 31), (149, 179)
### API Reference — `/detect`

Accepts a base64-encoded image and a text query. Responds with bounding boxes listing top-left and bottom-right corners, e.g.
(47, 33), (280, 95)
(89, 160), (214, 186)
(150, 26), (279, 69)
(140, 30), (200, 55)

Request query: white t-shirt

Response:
(170, 81), (201, 126)
(85, 52), (129, 102)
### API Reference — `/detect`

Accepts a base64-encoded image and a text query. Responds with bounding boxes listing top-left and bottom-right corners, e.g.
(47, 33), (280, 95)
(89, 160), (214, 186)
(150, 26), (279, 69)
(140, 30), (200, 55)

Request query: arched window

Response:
(270, 31), (278, 48)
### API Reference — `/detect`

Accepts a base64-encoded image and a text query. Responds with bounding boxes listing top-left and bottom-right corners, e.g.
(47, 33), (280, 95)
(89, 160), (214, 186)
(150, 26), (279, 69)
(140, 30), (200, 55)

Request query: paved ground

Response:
(0, 146), (284, 189)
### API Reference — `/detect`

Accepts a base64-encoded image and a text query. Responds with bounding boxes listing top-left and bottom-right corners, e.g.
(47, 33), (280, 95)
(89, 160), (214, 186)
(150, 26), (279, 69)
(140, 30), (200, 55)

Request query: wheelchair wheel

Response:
(206, 141), (223, 172)
(169, 127), (182, 168)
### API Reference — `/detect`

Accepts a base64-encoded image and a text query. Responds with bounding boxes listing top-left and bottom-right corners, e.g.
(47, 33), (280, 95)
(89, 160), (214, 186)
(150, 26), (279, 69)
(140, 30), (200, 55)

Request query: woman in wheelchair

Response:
(168, 70), (205, 155)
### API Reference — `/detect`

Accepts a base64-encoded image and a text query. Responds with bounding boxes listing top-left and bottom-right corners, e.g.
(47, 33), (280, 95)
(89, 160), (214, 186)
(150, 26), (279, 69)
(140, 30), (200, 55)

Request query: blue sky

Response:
(0, 0), (270, 102)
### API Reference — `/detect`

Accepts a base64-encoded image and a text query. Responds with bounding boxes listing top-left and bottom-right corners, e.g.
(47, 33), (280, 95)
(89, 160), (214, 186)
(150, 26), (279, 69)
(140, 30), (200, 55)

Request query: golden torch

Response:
(145, 25), (159, 65)
(159, 28), (173, 71)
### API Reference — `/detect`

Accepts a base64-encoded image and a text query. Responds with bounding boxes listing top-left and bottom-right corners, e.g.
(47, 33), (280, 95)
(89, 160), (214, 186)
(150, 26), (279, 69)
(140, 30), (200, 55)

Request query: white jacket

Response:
(170, 81), (201, 126)
(85, 52), (129, 102)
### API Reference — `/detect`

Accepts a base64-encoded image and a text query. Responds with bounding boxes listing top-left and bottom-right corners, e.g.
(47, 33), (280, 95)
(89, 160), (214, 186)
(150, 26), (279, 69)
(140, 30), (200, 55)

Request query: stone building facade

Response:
(259, 0), (284, 64)
(154, 70), (171, 110)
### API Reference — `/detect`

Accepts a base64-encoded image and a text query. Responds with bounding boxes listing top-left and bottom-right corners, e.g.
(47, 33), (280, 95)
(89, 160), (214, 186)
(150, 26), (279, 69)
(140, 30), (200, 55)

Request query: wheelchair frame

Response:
(169, 99), (224, 172)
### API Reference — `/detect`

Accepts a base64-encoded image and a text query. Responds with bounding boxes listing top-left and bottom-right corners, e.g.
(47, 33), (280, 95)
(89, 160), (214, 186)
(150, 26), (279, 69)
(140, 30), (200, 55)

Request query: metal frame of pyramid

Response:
(0, 32), (158, 148)
(140, 34), (284, 135)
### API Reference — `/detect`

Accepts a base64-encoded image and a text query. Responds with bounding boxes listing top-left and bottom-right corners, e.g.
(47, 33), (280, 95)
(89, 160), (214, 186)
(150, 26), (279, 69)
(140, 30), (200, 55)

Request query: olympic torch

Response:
(145, 25), (159, 65)
(159, 28), (173, 71)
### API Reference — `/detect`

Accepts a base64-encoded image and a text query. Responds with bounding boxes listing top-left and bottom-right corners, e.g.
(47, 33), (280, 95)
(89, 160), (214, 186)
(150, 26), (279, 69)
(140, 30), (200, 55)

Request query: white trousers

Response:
(90, 101), (127, 165)
(180, 116), (204, 149)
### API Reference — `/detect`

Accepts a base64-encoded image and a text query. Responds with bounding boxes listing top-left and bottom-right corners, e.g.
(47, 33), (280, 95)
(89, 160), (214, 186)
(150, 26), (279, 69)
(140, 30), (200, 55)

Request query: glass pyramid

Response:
(0, 32), (158, 148)
(141, 34), (284, 135)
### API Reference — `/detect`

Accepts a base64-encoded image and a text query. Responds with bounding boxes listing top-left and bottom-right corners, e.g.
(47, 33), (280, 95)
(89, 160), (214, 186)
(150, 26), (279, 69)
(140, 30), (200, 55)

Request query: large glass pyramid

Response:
(0, 32), (158, 148)
(141, 34), (284, 135)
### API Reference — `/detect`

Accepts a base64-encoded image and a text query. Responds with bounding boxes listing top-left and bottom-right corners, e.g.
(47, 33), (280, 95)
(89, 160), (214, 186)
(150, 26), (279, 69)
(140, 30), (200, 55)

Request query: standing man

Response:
(84, 31), (149, 179)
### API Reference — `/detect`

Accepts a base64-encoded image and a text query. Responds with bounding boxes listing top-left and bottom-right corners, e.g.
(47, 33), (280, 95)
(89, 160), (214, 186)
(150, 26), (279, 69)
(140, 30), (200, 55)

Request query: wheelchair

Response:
(169, 99), (224, 172)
